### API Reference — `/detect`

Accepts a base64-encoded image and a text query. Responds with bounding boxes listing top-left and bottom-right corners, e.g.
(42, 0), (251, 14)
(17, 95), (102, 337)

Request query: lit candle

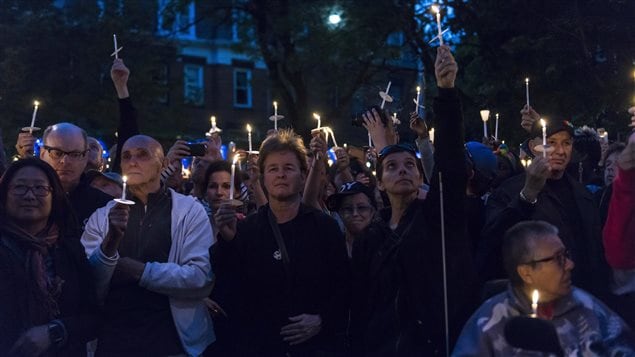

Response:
(521, 159), (527, 168)
(429, 127), (435, 144)
(495, 113), (500, 141)
(415, 86), (421, 114)
(380, 81), (392, 109)
(480, 110), (490, 139)
(313, 113), (321, 129)
(432, 5), (443, 46)
(525, 77), (530, 107)
(211, 116), (217, 129)
(229, 154), (238, 200)
(531, 289), (539, 317)
(273, 101), (278, 130)
(121, 175), (128, 201)
(247, 124), (253, 152)
(29, 100), (40, 134)
(540, 118), (547, 158)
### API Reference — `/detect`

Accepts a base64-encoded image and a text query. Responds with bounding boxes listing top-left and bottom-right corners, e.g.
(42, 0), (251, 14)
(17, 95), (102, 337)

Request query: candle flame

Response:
(246, 124), (252, 133)
(525, 77), (529, 84)
(273, 101), (277, 107)
(532, 289), (540, 305)
(122, 175), (128, 183)
(33, 100), (40, 107)
(496, 113), (499, 119)
(211, 116), (216, 126)
(416, 86), (421, 92)
(540, 118), (546, 127)
(313, 113), (320, 120)
(431, 4), (440, 14)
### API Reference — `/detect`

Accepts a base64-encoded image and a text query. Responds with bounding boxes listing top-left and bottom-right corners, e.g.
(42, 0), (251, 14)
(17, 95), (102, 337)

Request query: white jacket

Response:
(81, 188), (215, 356)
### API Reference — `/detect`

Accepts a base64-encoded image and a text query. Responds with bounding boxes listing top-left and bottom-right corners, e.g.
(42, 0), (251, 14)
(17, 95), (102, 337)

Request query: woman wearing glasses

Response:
(0, 158), (98, 355)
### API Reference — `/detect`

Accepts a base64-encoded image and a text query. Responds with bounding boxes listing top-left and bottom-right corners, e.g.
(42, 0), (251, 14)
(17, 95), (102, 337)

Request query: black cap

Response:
(327, 181), (376, 212)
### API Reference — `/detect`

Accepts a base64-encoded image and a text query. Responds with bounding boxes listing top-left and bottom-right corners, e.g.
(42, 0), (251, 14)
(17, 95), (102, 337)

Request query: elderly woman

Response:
(0, 158), (98, 356)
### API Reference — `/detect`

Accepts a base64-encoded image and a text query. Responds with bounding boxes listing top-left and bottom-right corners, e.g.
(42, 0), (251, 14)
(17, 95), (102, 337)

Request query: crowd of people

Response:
(1, 44), (635, 357)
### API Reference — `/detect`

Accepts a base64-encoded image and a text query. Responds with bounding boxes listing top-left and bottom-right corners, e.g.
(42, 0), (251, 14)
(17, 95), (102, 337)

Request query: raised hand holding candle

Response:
(247, 124), (253, 152)
(480, 110), (490, 139)
(531, 289), (539, 317)
(525, 78), (530, 107)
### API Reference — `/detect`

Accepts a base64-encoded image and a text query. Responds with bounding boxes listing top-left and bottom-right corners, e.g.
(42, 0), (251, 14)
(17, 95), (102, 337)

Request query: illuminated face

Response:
(546, 131), (573, 173)
(5, 166), (52, 227)
(378, 152), (423, 196)
(519, 234), (574, 302)
(40, 130), (88, 190)
(339, 193), (375, 235)
(120, 146), (162, 187)
(262, 151), (306, 201)
(604, 152), (619, 186)
(206, 171), (236, 211)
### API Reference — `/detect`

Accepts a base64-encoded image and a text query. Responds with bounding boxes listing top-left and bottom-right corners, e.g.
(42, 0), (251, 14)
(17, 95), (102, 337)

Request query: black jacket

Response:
(0, 232), (99, 355)
(478, 173), (610, 297)
(350, 87), (475, 356)
(215, 203), (351, 356)
(68, 176), (112, 233)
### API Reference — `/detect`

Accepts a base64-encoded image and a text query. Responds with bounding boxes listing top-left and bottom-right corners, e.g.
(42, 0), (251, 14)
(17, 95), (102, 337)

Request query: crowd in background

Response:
(1, 44), (635, 356)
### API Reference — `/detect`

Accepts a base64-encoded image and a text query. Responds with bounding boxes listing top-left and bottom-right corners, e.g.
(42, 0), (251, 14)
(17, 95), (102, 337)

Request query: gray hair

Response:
(502, 221), (559, 286)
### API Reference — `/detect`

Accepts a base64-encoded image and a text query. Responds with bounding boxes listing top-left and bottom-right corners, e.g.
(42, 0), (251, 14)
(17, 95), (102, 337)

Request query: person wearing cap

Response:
(327, 181), (377, 258)
(350, 45), (475, 356)
(464, 142), (498, 255)
(479, 113), (610, 299)
(453, 221), (635, 356)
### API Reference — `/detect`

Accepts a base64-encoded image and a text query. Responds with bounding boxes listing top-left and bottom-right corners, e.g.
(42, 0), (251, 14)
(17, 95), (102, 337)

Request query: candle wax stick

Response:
(121, 176), (128, 201)
(495, 113), (499, 141)
(229, 156), (237, 200)
(273, 102), (278, 130)
(525, 78), (530, 107)
(415, 86), (421, 114)
(436, 11), (443, 46)
(540, 119), (547, 158)
(113, 34), (119, 59)
(29, 101), (39, 134)
(380, 81), (392, 109)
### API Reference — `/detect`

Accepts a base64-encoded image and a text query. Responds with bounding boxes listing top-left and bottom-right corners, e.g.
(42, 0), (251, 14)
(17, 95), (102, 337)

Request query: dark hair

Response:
(502, 221), (559, 287)
(258, 129), (308, 176)
(0, 158), (77, 235)
(196, 160), (242, 196)
(376, 144), (423, 181)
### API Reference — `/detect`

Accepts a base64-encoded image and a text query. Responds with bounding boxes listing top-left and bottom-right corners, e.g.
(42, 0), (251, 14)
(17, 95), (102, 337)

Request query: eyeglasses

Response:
(524, 249), (571, 268)
(378, 143), (417, 160)
(42, 145), (87, 161)
(339, 205), (374, 217)
(9, 184), (53, 197)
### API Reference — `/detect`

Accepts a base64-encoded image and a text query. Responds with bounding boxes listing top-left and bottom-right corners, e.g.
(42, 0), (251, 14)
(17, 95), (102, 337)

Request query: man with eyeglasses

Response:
(453, 221), (635, 356)
(39, 123), (112, 232)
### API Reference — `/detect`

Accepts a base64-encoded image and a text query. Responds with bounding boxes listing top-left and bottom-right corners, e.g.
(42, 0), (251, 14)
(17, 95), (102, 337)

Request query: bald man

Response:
(81, 135), (215, 356)
(36, 123), (112, 231)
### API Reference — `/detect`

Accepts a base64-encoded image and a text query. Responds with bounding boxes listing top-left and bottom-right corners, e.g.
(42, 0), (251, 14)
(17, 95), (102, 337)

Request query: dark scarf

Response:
(1, 220), (63, 325)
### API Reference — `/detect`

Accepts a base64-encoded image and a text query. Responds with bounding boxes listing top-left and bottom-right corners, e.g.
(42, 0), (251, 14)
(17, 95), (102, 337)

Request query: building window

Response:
(157, 0), (196, 39)
(184, 64), (204, 106)
(233, 68), (252, 108)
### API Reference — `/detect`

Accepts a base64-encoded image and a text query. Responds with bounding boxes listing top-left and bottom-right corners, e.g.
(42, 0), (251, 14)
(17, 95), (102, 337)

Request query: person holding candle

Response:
(454, 221), (635, 356)
(479, 119), (612, 300)
(81, 134), (215, 356)
(212, 129), (350, 356)
(350, 45), (476, 356)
